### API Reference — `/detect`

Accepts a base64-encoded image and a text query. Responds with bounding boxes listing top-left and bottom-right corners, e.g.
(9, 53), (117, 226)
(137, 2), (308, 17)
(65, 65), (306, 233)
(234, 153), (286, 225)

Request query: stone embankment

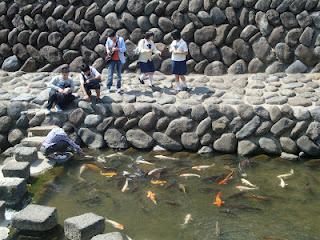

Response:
(0, 70), (320, 161)
(1, 0), (320, 74)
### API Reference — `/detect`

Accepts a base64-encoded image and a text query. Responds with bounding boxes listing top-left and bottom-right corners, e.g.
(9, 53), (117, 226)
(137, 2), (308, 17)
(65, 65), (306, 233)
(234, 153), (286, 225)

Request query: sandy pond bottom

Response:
(16, 149), (320, 240)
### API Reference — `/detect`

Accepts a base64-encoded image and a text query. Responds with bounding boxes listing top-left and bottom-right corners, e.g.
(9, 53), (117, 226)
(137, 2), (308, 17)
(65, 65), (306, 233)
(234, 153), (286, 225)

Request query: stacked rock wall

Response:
(2, 99), (320, 159)
(1, 0), (320, 75)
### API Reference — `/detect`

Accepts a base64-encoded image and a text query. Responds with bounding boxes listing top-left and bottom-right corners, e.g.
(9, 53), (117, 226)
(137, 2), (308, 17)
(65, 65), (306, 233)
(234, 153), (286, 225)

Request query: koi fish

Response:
(136, 159), (155, 165)
(236, 185), (259, 192)
(79, 163), (101, 178)
(178, 183), (187, 193)
(247, 195), (271, 201)
(106, 152), (124, 158)
(151, 180), (167, 186)
(279, 178), (288, 188)
(192, 163), (215, 171)
(100, 171), (117, 177)
(154, 155), (178, 160)
(105, 219), (124, 230)
(215, 221), (221, 237)
(277, 169), (294, 179)
(241, 178), (257, 188)
(180, 173), (201, 178)
(218, 170), (234, 185)
(121, 178), (130, 192)
(147, 191), (157, 205)
(148, 167), (166, 176)
(97, 156), (106, 163)
(181, 214), (192, 226)
(213, 192), (224, 207)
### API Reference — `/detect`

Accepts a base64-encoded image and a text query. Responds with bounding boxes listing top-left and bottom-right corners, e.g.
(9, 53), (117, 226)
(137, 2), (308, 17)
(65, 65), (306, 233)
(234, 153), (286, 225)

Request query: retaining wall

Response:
(1, 0), (320, 74)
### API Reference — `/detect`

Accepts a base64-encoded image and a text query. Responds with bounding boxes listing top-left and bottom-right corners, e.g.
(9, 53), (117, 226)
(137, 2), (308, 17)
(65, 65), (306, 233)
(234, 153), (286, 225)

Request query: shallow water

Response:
(18, 150), (320, 240)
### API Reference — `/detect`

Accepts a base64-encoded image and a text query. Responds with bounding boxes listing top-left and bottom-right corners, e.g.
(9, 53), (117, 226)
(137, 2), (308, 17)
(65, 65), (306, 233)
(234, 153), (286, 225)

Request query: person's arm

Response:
(105, 38), (111, 54)
(49, 76), (62, 91)
(152, 42), (161, 55)
(63, 136), (82, 153)
(176, 42), (188, 55)
(138, 40), (151, 53)
(68, 79), (75, 93)
(118, 38), (126, 53)
(91, 67), (101, 81)
(169, 42), (175, 53)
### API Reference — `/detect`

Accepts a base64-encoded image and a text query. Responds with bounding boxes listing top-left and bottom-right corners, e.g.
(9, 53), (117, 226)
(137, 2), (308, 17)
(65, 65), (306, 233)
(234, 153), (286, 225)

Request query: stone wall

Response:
(2, 96), (320, 160)
(1, 0), (320, 75)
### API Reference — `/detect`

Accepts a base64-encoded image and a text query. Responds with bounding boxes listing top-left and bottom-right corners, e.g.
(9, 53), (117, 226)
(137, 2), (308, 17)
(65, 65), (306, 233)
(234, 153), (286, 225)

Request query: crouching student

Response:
(40, 127), (83, 157)
(79, 64), (102, 102)
(46, 66), (75, 113)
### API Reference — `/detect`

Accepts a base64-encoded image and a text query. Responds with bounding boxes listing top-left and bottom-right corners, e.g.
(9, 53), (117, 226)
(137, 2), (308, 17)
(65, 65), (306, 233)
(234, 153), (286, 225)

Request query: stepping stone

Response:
(21, 137), (46, 149)
(0, 201), (5, 221)
(64, 213), (105, 240)
(28, 125), (58, 137)
(91, 232), (129, 240)
(30, 159), (55, 177)
(12, 204), (57, 231)
(0, 178), (27, 206)
(14, 146), (38, 162)
(2, 161), (30, 179)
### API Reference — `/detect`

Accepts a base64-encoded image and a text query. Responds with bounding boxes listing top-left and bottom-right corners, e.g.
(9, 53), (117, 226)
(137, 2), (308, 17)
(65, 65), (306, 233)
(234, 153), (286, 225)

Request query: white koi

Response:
(121, 178), (130, 193)
(279, 177), (288, 188)
(192, 163), (215, 171)
(180, 173), (201, 178)
(236, 185), (259, 192)
(277, 169), (294, 179)
(148, 167), (166, 176)
(241, 178), (257, 188)
(106, 152), (124, 158)
(154, 155), (178, 160)
(136, 159), (155, 165)
(181, 214), (193, 226)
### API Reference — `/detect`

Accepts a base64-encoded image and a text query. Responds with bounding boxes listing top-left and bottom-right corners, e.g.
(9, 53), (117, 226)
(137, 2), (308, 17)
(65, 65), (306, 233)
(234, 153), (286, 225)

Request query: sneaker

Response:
(55, 105), (63, 113)
(116, 88), (123, 94)
(139, 77), (145, 84)
(106, 89), (111, 94)
(45, 108), (51, 115)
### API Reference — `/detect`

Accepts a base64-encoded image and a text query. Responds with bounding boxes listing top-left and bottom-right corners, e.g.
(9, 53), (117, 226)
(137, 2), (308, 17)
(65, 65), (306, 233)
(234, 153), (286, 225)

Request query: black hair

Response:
(61, 66), (69, 73)
(171, 30), (181, 40)
(109, 31), (116, 38)
(144, 31), (154, 39)
(80, 64), (90, 72)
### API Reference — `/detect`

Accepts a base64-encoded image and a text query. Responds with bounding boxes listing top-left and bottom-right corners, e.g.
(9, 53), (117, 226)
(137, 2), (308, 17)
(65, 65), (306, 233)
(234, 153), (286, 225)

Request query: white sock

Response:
(149, 75), (153, 86)
(139, 74), (145, 80)
(180, 81), (187, 88)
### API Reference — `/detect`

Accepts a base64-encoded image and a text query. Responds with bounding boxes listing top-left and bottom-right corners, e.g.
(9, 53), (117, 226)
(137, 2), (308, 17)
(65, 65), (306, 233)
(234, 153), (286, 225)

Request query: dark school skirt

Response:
(172, 60), (187, 75)
(139, 61), (155, 73)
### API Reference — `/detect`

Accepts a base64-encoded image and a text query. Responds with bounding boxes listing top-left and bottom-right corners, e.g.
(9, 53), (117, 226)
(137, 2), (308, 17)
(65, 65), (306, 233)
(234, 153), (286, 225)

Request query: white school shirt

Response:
(79, 67), (101, 85)
(137, 39), (161, 63)
(170, 39), (188, 61)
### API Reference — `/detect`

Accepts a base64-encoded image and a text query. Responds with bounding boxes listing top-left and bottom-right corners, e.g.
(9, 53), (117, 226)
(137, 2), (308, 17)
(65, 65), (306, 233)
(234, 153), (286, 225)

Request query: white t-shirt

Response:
(137, 39), (161, 63)
(170, 39), (188, 61)
(79, 67), (101, 85)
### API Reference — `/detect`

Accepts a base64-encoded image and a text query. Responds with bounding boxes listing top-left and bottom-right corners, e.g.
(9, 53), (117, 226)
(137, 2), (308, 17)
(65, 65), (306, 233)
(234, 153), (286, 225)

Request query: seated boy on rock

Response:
(79, 64), (102, 102)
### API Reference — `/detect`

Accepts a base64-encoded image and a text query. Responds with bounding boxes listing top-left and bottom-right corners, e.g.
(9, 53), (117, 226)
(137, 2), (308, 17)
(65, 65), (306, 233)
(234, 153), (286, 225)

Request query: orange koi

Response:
(100, 171), (117, 177)
(151, 180), (167, 186)
(217, 170), (234, 185)
(105, 219), (124, 230)
(213, 192), (224, 207)
(147, 191), (157, 205)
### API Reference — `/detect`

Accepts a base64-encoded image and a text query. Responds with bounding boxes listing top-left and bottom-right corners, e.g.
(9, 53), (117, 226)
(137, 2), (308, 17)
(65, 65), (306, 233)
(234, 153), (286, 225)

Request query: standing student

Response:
(105, 31), (127, 94)
(79, 64), (102, 102)
(46, 66), (75, 113)
(137, 31), (161, 87)
(169, 30), (189, 92)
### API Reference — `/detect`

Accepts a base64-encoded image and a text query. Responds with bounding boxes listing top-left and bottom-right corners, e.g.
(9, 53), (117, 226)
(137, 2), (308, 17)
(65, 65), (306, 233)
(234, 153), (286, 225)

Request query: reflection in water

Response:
(19, 149), (320, 239)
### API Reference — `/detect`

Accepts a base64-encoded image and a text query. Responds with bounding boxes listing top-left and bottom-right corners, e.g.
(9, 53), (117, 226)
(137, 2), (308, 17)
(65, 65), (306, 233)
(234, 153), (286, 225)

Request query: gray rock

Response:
(230, 117), (245, 133)
(290, 121), (308, 139)
(211, 7), (226, 25)
(127, 0), (145, 16)
(64, 213), (105, 240)
(306, 122), (320, 141)
(204, 61), (227, 76)
(166, 117), (194, 137)
(8, 129), (24, 145)
(286, 60), (308, 74)
(2, 56), (21, 72)
(191, 105), (207, 121)
(78, 128), (105, 149)
(196, 117), (212, 136)
(153, 132), (183, 151)
(126, 129), (154, 149)
(271, 118), (295, 136)
(138, 112), (157, 131)
(84, 115), (102, 128)
(13, 204), (57, 231)
(0, 201), (4, 221)
(14, 146), (37, 162)
(280, 12), (298, 29)
(213, 133), (237, 153)
(236, 116), (261, 139)
(104, 129), (128, 149)
(269, 106), (282, 122)
(212, 116), (229, 134)
(194, 26), (216, 45)
(238, 140), (258, 156)
(255, 121), (273, 136)
(255, 12), (272, 36)
(233, 38), (252, 62)
(2, 161), (30, 179)
(97, 117), (114, 133)
(280, 152), (299, 161)
(280, 137), (298, 154)
(181, 132), (199, 151)
(297, 136), (320, 156)
(69, 108), (86, 126)
(198, 146), (213, 154)
(259, 137), (281, 155)
(228, 60), (247, 74)
(0, 177), (26, 206)
(158, 17), (174, 33)
(310, 107), (320, 122)
(92, 232), (130, 240)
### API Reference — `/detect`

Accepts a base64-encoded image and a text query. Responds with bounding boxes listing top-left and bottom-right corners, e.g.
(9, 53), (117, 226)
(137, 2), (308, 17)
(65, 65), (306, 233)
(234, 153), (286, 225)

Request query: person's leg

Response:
(148, 72), (154, 86)
(47, 89), (57, 109)
(107, 61), (115, 90)
(82, 84), (91, 101)
(139, 72), (146, 84)
(116, 61), (122, 90)
(179, 75), (187, 89)
(95, 88), (101, 100)
(175, 75), (181, 91)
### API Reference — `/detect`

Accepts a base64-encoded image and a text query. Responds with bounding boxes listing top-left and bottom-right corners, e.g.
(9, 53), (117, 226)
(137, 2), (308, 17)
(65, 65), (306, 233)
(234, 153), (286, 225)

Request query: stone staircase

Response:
(21, 125), (57, 150)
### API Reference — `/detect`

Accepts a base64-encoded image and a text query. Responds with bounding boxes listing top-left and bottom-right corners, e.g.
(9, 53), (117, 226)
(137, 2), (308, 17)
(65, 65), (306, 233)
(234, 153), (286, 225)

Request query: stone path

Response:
(1, 70), (320, 109)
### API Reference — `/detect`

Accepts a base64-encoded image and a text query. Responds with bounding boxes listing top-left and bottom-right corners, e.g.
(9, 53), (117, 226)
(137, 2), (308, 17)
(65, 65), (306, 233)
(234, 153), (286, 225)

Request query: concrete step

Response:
(27, 125), (57, 137)
(21, 137), (46, 150)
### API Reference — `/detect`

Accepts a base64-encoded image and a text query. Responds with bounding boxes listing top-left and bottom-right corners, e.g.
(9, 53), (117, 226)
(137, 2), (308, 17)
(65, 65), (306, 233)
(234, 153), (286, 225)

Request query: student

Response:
(79, 64), (102, 102)
(40, 127), (83, 157)
(137, 31), (161, 87)
(105, 31), (127, 94)
(47, 66), (75, 113)
(169, 30), (189, 92)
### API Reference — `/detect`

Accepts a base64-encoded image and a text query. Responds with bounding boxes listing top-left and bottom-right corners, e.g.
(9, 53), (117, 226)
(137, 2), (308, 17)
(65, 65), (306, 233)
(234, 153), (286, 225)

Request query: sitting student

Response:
(47, 66), (75, 112)
(79, 64), (102, 101)
(40, 127), (83, 157)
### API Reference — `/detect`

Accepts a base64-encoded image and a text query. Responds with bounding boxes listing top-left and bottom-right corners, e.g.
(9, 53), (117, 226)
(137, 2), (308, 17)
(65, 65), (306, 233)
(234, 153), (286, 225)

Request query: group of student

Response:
(46, 30), (189, 113)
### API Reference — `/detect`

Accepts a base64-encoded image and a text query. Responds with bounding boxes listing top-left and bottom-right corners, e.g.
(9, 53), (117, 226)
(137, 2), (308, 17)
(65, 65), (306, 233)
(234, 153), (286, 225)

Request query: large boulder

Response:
(40, 46), (63, 65)
(181, 132), (200, 151)
(78, 128), (105, 149)
(165, 117), (194, 137)
(259, 137), (281, 155)
(2, 56), (21, 72)
(126, 129), (154, 149)
(213, 133), (237, 153)
(204, 61), (227, 75)
(104, 129), (128, 149)
(153, 132), (183, 151)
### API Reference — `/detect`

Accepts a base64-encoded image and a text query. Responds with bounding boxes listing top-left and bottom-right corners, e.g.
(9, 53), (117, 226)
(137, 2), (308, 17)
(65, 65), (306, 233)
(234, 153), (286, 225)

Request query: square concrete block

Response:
(0, 178), (27, 206)
(12, 204), (58, 231)
(14, 146), (38, 162)
(2, 161), (30, 179)
(64, 213), (105, 240)
(91, 232), (128, 240)
(0, 201), (5, 221)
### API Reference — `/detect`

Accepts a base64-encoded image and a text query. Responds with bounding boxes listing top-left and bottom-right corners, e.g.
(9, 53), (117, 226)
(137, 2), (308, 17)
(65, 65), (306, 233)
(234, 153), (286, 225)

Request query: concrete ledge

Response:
(0, 178), (27, 207)
(2, 161), (30, 179)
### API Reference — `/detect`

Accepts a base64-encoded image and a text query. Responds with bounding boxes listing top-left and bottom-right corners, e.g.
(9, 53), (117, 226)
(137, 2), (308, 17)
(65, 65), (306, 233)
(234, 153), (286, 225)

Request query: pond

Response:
(16, 149), (320, 240)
